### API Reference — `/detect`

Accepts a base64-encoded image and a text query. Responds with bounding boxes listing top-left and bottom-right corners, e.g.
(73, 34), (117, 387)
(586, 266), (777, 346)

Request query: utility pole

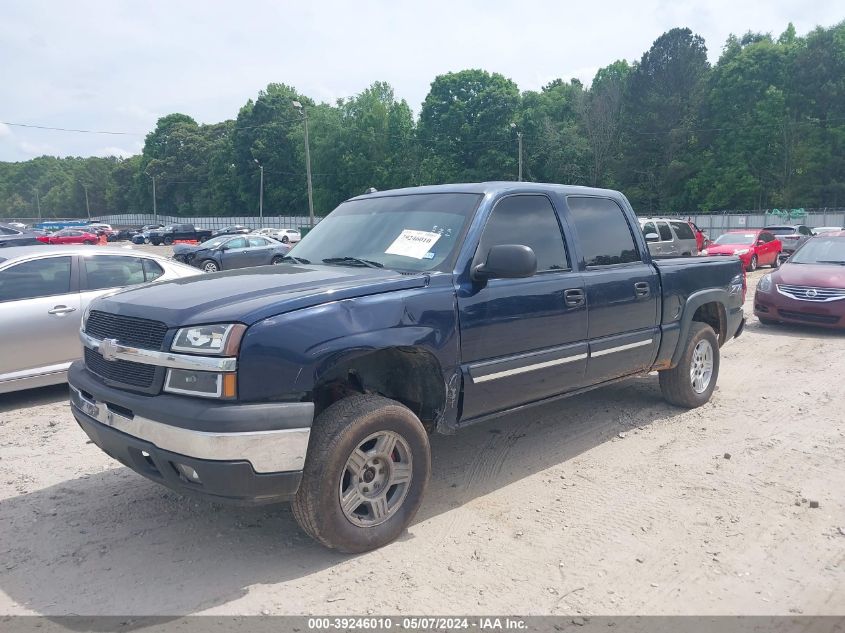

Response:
(510, 123), (523, 181)
(34, 189), (42, 221)
(83, 184), (91, 219)
(151, 176), (158, 224)
(254, 160), (264, 223)
(292, 100), (315, 227)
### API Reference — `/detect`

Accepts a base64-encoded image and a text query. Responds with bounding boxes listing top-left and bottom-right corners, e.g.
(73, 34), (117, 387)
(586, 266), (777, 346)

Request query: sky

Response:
(1, 0), (842, 162)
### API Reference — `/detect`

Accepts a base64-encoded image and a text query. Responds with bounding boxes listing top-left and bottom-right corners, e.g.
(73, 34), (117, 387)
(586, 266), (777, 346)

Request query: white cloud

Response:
(0, 122), (12, 139)
(96, 146), (136, 159)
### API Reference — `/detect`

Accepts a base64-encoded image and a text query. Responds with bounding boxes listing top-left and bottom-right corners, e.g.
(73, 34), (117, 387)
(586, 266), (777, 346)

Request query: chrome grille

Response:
(776, 284), (845, 302)
(84, 310), (168, 349)
(84, 347), (157, 388)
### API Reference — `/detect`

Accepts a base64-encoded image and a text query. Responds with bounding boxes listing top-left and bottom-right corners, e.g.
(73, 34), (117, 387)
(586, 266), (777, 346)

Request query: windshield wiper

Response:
(279, 255), (311, 264)
(816, 260), (845, 265)
(322, 257), (384, 269)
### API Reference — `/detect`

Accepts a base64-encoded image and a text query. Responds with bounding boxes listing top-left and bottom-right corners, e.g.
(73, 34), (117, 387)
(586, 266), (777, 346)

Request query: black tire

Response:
(281, 236), (289, 244)
(758, 316), (779, 325)
(659, 322), (720, 409)
(163, 236), (174, 246)
(292, 394), (431, 553)
(771, 253), (781, 268)
(83, 240), (96, 245)
(199, 259), (219, 273)
(747, 255), (758, 272)
(271, 256), (285, 265)
(150, 240), (161, 246)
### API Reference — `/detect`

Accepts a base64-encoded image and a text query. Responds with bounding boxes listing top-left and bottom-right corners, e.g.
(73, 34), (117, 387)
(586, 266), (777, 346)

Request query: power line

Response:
(1, 121), (145, 136)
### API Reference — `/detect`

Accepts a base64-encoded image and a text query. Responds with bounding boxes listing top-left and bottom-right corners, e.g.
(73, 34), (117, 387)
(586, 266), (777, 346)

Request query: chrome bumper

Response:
(70, 385), (310, 473)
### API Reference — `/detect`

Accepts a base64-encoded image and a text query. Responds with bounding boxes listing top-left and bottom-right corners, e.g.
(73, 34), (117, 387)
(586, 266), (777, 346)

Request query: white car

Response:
(255, 227), (301, 244)
(811, 226), (844, 235)
(0, 245), (201, 393)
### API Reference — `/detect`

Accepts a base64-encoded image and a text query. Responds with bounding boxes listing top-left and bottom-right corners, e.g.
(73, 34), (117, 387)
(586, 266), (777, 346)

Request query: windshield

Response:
(714, 233), (755, 245)
(288, 193), (482, 272)
(790, 238), (845, 264)
(199, 236), (231, 249)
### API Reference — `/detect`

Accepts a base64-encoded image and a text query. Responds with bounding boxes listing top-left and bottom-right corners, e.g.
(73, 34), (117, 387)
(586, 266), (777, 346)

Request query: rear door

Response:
(657, 221), (677, 256)
(245, 236), (276, 266)
(458, 193), (588, 420)
(0, 255), (81, 379)
(564, 196), (659, 383)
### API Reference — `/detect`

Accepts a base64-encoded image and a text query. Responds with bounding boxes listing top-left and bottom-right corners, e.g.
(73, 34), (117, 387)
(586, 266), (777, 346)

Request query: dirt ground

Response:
(0, 267), (843, 616)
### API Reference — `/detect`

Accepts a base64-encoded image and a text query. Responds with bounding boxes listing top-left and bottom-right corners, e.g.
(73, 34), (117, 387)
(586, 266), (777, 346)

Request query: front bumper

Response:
(69, 362), (313, 504)
(754, 290), (845, 328)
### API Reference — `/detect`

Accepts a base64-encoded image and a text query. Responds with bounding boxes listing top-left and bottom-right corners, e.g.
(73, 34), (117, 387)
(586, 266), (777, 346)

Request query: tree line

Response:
(2, 21), (844, 220)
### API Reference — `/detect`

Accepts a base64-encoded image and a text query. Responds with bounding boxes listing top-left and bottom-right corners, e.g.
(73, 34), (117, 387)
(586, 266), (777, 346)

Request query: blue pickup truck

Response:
(68, 183), (745, 552)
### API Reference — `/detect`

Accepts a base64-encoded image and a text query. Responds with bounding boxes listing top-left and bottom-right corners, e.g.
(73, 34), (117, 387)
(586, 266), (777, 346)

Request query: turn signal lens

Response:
(222, 373), (237, 399)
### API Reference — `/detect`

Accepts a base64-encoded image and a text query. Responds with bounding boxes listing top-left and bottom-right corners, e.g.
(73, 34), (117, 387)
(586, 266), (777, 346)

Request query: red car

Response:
(689, 221), (709, 252)
(754, 231), (845, 328)
(702, 229), (781, 271)
(40, 228), (100, 245)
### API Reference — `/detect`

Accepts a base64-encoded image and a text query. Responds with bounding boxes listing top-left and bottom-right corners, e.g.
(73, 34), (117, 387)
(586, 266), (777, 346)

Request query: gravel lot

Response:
(0, 267), (843, 616)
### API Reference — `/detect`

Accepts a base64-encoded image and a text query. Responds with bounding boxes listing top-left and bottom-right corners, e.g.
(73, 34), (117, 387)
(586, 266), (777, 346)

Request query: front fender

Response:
(237, 278), (459, 403)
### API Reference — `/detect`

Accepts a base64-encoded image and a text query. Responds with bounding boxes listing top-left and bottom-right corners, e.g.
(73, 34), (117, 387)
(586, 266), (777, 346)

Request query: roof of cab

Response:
(346, 181), (626, 202)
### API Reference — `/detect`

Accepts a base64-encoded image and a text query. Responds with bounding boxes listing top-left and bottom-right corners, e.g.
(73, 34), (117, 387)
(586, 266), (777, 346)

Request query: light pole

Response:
(254, 159), (264, 223)
(83, 184), (91, 219)
(34, 188), (42, 221)
(510, 123), (523, 182)
(151, 175), (158, 224)
(292, 100), (315, 227)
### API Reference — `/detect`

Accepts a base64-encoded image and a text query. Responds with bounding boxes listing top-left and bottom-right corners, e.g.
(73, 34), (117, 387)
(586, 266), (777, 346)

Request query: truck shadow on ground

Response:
(0, 384), (68, 414)
(0, 377), (671, 616)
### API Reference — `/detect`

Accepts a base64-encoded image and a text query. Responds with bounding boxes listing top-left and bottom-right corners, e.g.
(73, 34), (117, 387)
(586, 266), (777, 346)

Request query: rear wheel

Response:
(200, 259), (219, 273)
(163, 236), (174, 246)
(659, 322), (720, 408)
(292, 394), (430, 553)
(747, 255), (758, 272)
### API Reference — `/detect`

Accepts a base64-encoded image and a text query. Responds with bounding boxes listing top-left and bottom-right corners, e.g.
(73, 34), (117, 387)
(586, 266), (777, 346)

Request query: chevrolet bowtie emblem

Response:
(99, 338), (120, 361)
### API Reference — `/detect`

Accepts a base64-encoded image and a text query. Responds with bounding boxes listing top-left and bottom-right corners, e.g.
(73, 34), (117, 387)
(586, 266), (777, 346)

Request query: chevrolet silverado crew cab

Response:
(68, 183), (746, 552)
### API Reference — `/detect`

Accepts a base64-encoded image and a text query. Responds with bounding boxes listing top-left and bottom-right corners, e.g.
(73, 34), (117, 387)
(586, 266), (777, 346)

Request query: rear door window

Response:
(83, 255), (147, 290)
(567, 197), (641, 267)
(670, 221), (695, 240)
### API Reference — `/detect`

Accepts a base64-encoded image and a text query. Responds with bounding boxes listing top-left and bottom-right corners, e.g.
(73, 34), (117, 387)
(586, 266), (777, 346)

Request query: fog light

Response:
(175, 463), (201, 483)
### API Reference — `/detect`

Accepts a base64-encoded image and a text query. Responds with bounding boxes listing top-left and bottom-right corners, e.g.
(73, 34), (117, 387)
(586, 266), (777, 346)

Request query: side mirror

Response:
(217, 244), (229, 251)
(472, 244), (537, 281)
(644, 232), (659, 242)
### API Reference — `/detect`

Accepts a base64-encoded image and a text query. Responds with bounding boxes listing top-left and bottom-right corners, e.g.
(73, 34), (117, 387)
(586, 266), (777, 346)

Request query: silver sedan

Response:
(0, 245), (200, 394)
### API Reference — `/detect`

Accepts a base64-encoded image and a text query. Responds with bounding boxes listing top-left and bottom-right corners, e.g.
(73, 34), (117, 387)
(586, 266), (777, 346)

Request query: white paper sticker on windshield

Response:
(385, 230), (441, 259)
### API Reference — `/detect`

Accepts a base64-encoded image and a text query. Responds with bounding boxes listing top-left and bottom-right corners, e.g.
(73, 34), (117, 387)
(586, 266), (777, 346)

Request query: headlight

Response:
(171, 323), (245, 356)
(701, 249), (709, 255)
(734, 249), (750, 256)
(757, 274), (773, 292)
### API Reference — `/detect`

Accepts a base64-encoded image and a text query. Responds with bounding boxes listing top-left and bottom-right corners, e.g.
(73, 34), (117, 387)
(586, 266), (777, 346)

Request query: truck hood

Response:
(93, 264), (430, 327)
(773, 263), (845, 287)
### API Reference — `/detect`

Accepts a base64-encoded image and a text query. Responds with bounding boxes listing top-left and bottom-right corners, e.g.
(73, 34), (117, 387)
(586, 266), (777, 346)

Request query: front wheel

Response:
(163, 236), (174, 246)
(199, 259), (219, 273)
(747, 255), (758, 272)
(281, 236), (289, 244)
(292, 394), (431, 553)
(659, 322), (720, 408)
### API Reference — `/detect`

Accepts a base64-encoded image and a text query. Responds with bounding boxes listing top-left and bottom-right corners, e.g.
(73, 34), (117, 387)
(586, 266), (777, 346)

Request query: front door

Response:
(0, 255), (81, 379)
(458, 194), (588, 420)
(565, 196), (660, 383)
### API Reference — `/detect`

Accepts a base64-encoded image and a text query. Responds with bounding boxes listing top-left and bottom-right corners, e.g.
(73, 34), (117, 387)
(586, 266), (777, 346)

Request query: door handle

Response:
(564, 288), (585, 307)
(48, 305), (77, 315)
(634, 282), (651, 298)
